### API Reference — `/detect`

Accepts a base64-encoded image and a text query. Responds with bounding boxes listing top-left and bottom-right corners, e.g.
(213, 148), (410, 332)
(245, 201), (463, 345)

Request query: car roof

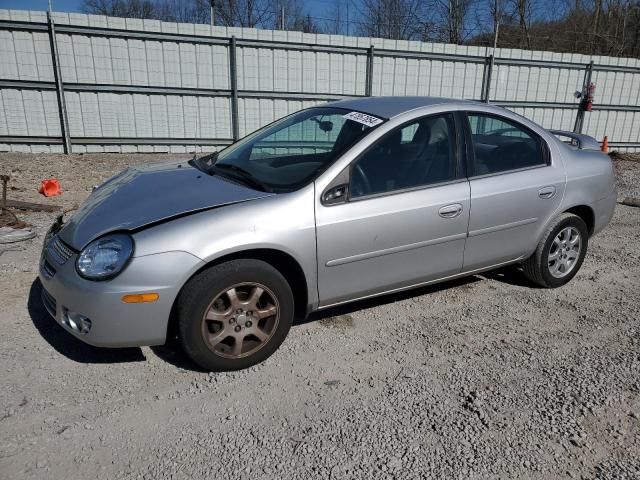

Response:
(327, 96), (480, 119)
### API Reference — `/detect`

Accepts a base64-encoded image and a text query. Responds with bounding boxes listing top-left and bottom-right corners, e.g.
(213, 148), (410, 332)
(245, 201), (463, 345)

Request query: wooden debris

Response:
(1, 175), (8, 210)
(618, 197), (640, 208)
(5, 199), (61, 212)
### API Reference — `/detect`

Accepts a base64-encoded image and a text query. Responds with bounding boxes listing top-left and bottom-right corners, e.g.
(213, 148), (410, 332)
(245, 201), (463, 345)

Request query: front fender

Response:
(132, 185), (318, 311)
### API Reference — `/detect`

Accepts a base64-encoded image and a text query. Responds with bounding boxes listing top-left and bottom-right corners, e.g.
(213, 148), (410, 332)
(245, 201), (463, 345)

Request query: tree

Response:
(81, 0), (158, 18)
(81, 0), (320, 31)
(512, 0), (533, 48)
(271, 0), (322, 32)
(356, 0), (427, 40)
(423, 0), (477, 44)
(489, 0), (509, 48)
(469, 0), (640, 56)
(213, 0), (274, 28)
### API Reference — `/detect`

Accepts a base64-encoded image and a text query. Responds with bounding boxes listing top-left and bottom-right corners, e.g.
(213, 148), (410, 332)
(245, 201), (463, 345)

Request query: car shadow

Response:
(300, 275), (482, 324)
(27, 266), (535, 370)
(150, 339), (206, 372)
(479, 265), (541, 288)
(152, 270), (531, 369)
(28, 278), (146, 364)
(150, 276), (487, 372)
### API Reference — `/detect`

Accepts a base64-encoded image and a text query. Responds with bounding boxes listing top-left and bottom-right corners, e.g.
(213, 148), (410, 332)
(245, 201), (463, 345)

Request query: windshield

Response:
(195, 107), (385, 193)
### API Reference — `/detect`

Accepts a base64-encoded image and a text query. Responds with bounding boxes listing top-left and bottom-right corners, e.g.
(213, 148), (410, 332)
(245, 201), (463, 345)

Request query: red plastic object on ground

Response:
(39, 178), (62, 197)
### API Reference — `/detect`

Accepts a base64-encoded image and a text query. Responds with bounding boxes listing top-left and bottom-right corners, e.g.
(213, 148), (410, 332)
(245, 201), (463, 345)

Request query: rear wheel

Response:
(522, 213), (588, 288)
(177, 259), (294, 371)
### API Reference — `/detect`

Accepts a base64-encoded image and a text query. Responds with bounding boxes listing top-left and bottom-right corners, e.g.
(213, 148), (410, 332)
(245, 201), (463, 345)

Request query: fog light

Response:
(62, 309), (92, 335)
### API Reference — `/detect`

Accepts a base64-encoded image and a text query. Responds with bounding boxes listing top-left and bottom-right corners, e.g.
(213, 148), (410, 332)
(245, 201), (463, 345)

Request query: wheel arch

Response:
(563, 204), (595, 236)
(167, 248), (310, 342)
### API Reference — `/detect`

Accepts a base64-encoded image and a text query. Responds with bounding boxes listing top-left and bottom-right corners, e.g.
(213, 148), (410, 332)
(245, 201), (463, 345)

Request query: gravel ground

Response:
(0, 152), (639, 480)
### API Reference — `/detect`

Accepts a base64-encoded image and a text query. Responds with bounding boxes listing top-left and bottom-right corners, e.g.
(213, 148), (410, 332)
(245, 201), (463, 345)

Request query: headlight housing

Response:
(76, 233), (134, 280)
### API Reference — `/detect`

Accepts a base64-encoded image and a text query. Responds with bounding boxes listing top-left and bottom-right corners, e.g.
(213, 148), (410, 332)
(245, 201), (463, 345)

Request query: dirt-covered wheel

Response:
(522, 213), (589, 288)
(177, 259), (294, 371)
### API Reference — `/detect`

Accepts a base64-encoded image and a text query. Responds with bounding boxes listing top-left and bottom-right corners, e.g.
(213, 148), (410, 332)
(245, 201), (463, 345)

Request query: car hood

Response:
(59, 160), (274, 250)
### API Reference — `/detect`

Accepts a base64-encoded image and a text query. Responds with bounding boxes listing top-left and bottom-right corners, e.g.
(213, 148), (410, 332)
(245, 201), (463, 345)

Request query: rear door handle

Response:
(439, 204), (463, 218)
(538, 186), (556, 199)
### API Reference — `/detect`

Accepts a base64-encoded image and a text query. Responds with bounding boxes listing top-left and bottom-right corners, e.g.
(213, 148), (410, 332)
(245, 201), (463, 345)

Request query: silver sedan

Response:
(39, 97), (617, 371)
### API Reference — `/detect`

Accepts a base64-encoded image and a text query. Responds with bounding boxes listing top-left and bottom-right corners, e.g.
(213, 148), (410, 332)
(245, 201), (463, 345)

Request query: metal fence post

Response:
(481, 55), (494, 103)
(573, 61), (593, 134)
(365, 46), (374, 97)
(480, 56), (488, 101)
(229, 35), (240, 141)
(47, 12), (71, 154)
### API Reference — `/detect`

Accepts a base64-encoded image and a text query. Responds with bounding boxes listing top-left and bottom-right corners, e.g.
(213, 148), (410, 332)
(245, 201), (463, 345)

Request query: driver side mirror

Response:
(322, 184), (348, 205)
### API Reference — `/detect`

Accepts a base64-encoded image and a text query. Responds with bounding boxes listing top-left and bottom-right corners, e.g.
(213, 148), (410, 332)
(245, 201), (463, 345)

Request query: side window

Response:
(350, 113), (457, 198)
(467, 113), (545, 176)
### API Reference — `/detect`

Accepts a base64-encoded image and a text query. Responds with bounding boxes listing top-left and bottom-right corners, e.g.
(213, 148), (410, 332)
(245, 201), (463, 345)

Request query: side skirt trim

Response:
(316, 256), (526, 310)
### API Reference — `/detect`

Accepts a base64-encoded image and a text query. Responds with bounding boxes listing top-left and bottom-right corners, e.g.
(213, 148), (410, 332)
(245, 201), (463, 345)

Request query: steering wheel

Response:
(351, 164), (372, 197)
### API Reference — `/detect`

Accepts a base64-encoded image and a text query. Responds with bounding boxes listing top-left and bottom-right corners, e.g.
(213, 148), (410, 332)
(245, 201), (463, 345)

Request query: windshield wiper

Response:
(212, 163), (270, 192)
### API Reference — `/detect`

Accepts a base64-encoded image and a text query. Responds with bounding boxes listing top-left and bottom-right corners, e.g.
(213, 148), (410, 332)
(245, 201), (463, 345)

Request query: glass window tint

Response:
(467, 113), (545, 175)
(249, 114), (348, 160)
(351, 114), (457, 198)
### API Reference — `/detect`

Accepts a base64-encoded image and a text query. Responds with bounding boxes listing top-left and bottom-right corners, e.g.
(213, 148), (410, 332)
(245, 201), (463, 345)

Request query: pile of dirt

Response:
(610, 150), (640, 163)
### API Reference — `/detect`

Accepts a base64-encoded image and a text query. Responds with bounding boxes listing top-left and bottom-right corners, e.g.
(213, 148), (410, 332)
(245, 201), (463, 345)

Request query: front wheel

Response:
(522, 213), (589, 288)
(177, 259), (294, 371)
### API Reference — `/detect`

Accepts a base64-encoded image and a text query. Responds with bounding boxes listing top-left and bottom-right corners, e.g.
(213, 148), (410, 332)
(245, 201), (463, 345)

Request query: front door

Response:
(315, 113), (471, 307)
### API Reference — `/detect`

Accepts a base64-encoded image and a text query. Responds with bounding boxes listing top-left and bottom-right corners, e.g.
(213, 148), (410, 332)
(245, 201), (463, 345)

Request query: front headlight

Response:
(76, 233), (134, 280)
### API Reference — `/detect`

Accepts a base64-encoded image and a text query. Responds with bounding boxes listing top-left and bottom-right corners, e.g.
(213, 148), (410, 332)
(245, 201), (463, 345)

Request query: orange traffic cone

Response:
(39, 178), (62, 197)
(601, 136), (609, 153)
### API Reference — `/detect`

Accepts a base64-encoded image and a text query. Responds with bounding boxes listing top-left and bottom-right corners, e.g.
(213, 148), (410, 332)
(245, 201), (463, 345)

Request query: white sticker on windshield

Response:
(343, 111), (383, 127)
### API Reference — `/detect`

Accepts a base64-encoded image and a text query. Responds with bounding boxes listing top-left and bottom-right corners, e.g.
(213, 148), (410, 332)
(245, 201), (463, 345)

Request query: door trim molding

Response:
(468, 217), (538, 237)
(326, 232), (467, 267)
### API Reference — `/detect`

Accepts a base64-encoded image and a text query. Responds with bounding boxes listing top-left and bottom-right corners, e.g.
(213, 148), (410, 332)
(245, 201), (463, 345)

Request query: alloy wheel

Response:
(548, 226), (582, 279)
(201, 282), (280, 359)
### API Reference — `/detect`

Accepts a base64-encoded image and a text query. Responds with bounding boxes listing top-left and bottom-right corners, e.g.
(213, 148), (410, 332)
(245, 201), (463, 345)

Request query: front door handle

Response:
(439, 204), (463, 218)
(538, 186), (556, 199)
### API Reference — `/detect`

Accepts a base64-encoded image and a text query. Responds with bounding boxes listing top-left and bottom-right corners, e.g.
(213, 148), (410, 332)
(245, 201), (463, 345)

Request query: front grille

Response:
(41, 288), (57, 317)
(46, 235), (74, 265)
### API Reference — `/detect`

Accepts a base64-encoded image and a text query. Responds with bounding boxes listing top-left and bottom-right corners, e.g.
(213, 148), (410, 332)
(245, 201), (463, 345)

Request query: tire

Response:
(177, 259), (294, 371)
(522, 213), (589, 288)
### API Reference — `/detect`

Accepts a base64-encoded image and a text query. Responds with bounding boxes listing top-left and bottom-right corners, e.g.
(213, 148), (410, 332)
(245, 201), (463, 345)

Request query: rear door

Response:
(315, 113), (470, 307)
(462, 112), (565, 271)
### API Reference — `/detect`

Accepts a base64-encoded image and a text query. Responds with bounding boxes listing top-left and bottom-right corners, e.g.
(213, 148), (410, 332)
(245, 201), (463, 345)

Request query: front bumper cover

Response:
(39, 236), (203, 348)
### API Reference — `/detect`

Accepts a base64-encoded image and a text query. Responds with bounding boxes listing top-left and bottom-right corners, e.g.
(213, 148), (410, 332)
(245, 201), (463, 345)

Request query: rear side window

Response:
(466, 113), (546, 176)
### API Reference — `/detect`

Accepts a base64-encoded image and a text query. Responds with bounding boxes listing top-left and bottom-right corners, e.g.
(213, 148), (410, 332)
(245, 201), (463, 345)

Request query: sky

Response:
(0, 0), (83, 10)
(0, 0), (342, 33)
(0, 0), (332, 16)
(0, 0), (488, 38)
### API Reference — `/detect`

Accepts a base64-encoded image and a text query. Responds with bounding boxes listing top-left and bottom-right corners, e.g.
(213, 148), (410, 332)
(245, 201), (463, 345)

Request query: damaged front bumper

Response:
(39, 232), (204, 348)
